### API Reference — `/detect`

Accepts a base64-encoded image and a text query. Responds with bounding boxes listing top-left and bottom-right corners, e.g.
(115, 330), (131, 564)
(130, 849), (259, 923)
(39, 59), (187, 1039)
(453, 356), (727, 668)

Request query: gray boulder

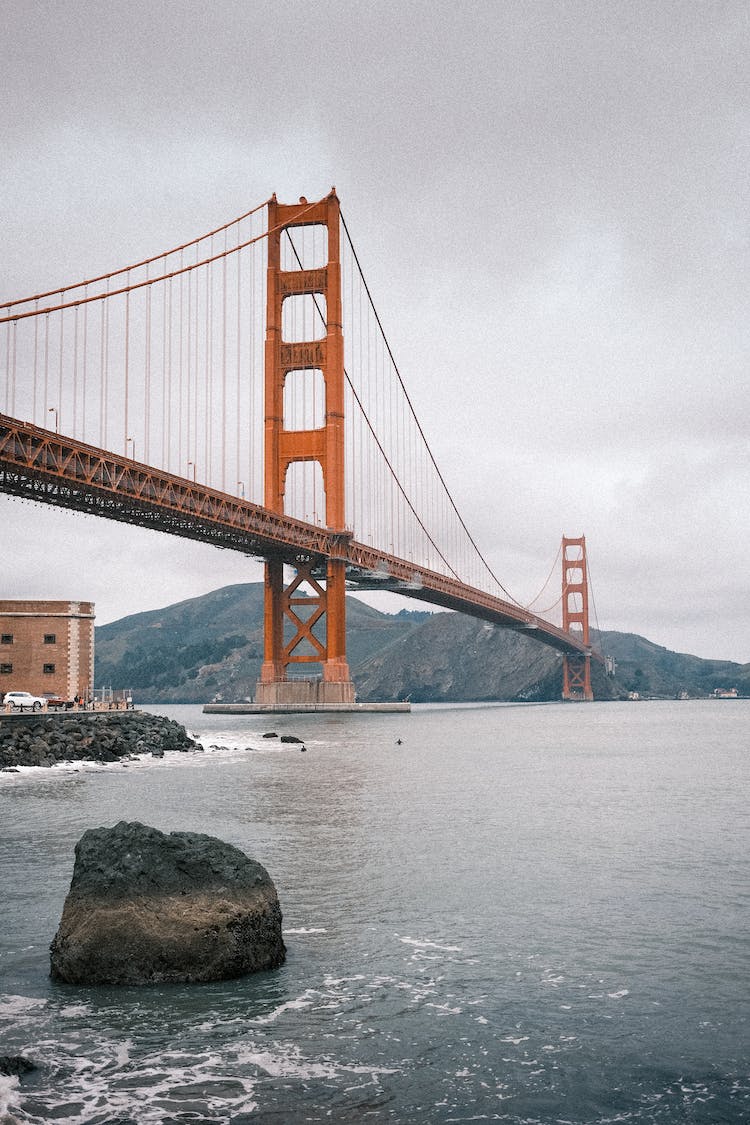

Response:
(49, 821), (285, 985)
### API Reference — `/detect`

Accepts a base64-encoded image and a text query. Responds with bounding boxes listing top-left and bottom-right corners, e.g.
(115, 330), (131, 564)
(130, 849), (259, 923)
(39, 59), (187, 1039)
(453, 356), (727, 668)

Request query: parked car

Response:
(43, 692), (70, 710)
(3, 690), (46, 711)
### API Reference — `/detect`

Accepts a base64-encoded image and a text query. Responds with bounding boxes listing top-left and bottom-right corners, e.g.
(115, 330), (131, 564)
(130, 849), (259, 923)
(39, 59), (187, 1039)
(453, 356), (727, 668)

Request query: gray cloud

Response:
(3, 0), (748, 661)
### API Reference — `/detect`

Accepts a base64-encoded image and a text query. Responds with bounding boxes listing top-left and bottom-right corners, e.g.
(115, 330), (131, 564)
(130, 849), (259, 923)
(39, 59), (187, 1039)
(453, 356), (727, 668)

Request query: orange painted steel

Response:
(0, 414), (595, 660)
(258, 191), (354, 702)
(0, 414), (341, 557)
(561, 535), (594, 700)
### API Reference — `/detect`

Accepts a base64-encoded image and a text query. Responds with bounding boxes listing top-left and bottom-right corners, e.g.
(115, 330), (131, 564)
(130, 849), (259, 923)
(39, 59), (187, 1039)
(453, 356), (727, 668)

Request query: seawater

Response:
(0, 700), (748, 1124)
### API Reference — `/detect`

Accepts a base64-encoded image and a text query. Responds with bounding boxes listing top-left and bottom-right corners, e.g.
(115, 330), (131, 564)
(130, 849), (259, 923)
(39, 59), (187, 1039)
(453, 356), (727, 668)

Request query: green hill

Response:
(94, 583), (748, 703)
(597, 630), (750, 699)
(94, 584), (431, 703)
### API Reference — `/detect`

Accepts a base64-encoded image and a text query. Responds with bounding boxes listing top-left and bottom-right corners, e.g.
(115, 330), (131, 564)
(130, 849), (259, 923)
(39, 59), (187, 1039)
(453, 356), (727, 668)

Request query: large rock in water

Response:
(49, 821), (286, 984)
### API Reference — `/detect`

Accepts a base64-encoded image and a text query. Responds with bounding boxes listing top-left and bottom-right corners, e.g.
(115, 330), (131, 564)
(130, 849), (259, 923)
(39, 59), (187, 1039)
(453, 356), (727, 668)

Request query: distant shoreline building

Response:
(0, 600), (95, 702)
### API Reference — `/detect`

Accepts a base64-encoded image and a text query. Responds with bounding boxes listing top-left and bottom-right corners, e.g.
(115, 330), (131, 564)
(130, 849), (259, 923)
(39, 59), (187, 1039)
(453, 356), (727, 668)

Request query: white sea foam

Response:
(0, 1074), (20, 1122)
(341, 1062), (402, 1077)
(284, 926), (327, 935)
(59, 1003), (92, 1018)
(322, 974), (366, 988)
(0, 734), (290, 787)
(398, 936), (462, 952)
(607, 988), (630, 999)
(251, 992), (317, 1025)
(0, 994), (46, 1018)
(235, 1045), (338, 1079)
(542, 973), (565, 985)
(0, 1038), (260, 1124)
(192, 731), (316, 755)
(426, 1002), (462, 1016)
(113, 1038), (133, 1066)
(0, 747), (196, 783)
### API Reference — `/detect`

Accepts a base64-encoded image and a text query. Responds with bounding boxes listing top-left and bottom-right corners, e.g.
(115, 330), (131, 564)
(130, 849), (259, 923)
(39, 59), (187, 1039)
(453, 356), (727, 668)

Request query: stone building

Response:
(0, 600), (95, 702)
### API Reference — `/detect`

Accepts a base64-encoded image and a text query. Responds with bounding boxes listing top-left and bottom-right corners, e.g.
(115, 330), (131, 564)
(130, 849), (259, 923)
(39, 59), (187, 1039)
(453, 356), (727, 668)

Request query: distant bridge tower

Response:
(561, 535), (593, 701)
(255, 190), (356, 706)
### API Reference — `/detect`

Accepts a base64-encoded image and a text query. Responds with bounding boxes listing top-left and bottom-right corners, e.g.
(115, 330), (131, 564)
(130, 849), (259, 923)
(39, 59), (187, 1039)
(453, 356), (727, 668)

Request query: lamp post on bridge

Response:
(48, 407), (58, 433)
(126, 436), (135, 460)
(238, 481), (245, 498)
(187, 460), (196, 482)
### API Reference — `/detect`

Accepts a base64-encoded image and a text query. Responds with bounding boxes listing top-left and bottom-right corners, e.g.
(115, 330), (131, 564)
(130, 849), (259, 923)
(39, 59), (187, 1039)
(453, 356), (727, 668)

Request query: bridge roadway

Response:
(0, 414), (590, 658)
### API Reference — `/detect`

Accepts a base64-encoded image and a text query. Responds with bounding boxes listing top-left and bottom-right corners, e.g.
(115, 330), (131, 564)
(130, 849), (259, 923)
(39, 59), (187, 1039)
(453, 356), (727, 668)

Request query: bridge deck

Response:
(0, 414), (591, 658)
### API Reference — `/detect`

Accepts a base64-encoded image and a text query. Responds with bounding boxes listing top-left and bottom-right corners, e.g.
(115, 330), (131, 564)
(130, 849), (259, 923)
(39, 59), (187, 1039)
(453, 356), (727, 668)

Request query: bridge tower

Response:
(561, 535), (594, 701)
(255, 190), (356, 706)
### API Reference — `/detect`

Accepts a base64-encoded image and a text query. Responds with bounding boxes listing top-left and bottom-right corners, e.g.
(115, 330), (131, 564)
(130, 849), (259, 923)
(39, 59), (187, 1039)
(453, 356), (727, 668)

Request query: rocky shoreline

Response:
(0, 711), (197, 770)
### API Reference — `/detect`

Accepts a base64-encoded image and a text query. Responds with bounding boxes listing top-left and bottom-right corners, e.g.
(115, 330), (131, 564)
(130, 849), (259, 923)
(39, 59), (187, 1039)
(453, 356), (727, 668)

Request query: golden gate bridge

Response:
(1, 190), (598, 703)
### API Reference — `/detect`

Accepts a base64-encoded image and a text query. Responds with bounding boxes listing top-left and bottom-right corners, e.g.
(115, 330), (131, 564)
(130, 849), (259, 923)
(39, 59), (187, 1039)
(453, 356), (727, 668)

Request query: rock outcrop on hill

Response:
(49, 821), (286, 985)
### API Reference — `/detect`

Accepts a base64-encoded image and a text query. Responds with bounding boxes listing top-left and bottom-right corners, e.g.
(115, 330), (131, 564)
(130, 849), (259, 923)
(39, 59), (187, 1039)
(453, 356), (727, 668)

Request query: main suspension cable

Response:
(340, 208), (523, 606)
(0, 197), (272, 311)
(525, 540), (563, 610)
(587, 555), (604, 656)
(282, 228), (462, 580)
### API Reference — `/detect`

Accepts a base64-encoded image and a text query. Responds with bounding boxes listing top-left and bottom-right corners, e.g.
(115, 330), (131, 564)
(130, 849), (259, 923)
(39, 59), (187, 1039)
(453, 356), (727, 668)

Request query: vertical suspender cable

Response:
(10, 320), (17, 417)
(3, 321), (9, 415)
(124, 283), (130, 453)
(2, 320), (8, 414)
(73, 303), (79, 437)
(98, 302), (104, 446)
(195, 251), (201, 477)
(145, 265), (151, 464)
(32, 303), (39, 423)
(186, 264), (192, 471)
(236, 237), (241, 496)
(82, 295), (88, 442)
(250, 229), (256, 500)
(222, 232), (227, 492)
(163, 263), (169, 469)
(205, 258), (212, 484)
(58, 296), (64, 431)
(178, 254), (184, 474)
(102, 294), (109, 449)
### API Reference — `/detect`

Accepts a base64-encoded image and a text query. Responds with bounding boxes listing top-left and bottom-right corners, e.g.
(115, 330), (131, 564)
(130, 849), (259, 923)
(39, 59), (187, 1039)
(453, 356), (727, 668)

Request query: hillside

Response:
(598, 630), (750, 699)
(94, 582), (749, 703)
(94, 584), (431, 704)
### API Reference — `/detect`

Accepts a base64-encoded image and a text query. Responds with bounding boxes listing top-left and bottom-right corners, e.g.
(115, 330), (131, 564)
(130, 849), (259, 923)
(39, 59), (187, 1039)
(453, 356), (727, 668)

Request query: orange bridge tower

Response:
(255, 191), (355, 707)
(561, 535), (594, 701)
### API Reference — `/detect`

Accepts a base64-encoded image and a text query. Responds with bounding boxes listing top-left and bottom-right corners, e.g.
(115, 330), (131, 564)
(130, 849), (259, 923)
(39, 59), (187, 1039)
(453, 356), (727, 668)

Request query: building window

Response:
(0, 663), (12, 674)
(44, 634), (57, 645)
(43, 663), (56, 674)
(1, 634), (13, 645)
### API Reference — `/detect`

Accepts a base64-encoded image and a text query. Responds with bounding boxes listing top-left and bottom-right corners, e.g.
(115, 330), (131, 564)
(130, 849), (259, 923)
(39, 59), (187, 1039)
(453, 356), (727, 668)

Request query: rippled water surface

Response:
(1, 700), (748, 1122)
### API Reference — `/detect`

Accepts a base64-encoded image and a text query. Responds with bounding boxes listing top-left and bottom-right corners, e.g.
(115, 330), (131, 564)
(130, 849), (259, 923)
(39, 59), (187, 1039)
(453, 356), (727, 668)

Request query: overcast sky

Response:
(3, 0), (748, 663)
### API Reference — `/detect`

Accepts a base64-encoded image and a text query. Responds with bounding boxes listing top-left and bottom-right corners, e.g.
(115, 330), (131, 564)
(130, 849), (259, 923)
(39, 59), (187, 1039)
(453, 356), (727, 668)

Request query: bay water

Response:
(1, 700), (748, 1123)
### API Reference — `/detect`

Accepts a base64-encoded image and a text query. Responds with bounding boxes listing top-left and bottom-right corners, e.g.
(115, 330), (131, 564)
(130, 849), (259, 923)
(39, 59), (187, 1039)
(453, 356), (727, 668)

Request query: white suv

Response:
(3, 690), (46, 711)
